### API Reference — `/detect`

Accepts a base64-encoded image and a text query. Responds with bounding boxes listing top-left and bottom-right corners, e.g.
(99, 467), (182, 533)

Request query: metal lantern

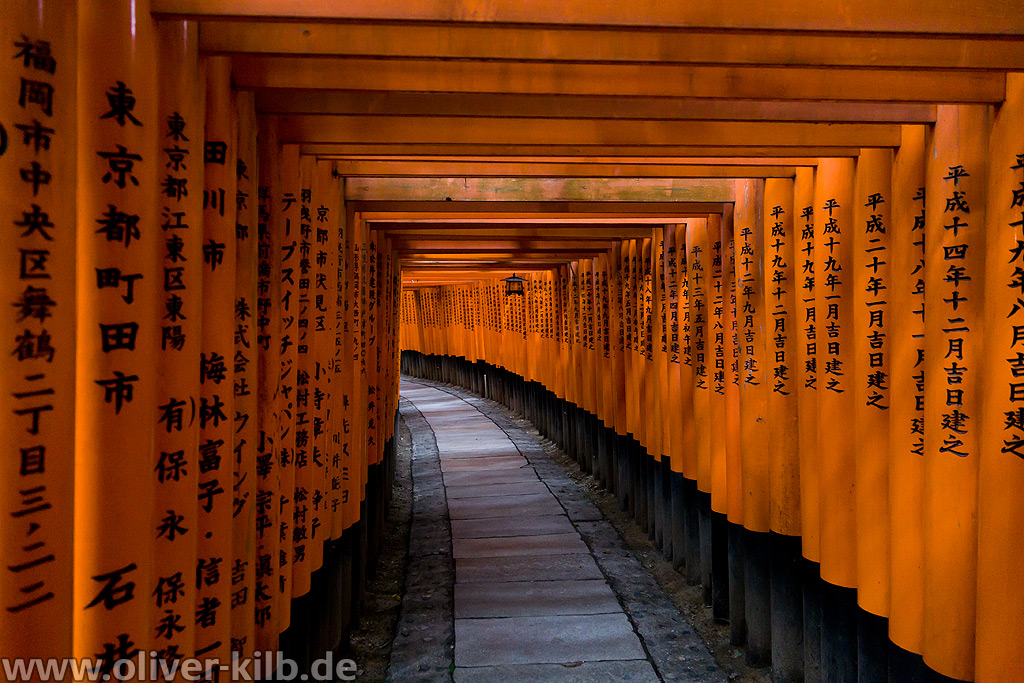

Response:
(502, 273), (526, 296)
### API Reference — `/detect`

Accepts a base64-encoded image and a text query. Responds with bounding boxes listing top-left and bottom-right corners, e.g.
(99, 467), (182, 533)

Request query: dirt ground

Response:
(345, 418), (414, 682)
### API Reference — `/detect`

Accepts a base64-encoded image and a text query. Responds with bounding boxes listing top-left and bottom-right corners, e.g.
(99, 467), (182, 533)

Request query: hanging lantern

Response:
(502, 273), (527, 296)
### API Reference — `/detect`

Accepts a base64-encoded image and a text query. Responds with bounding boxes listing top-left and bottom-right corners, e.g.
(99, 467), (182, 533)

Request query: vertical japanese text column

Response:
(316, 160), (343, 547)
(153, 19), (203, 664)
(666, 228), (687, 480)
(254, 116), (282, 651)
(794, 167), (820, 565)
(197, 55), (237, 667)
(852, 148), (893, 621)
(735, 180), (769, 536)
(75, 0), (159, 671)
(723, 216), (743, 531)
(1, 1), (76, 660)
(814, 158), (857, 590)
(231, 89), (258, 660)
(277, 144), (300, 628)
(340, 172), (359, 535)
(708, 220), (728, 514)
(309, 158), (330, 572)
(688, 222), (710, 490)
(922, 104), (988, 682)
(290, 155), (315, 598)
(888, 125), (927, 661)
(764, 178), (799, 538)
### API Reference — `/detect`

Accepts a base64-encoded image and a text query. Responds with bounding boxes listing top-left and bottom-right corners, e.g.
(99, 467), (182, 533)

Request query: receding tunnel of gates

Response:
(396, 154), (1022, 683)
(374, 200), (728, 289)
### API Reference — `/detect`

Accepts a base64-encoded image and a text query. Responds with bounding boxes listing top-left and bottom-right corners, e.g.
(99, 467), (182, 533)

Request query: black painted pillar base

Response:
(820, 582), (858, 683)
(617, 434), (631, 512)
(745, 529), (772, 668)
(638, 447), (651, 534)
(310, 559), (330, 663)
(803, 558), (823, 683)
(887, 642), (926, 683)
(626, 438), (638, 519)
(650, 454), (661, 545)
(698, 491), (713, 607)
(660, 457), (673, 561)
(728, 522), (747, 646)
(770, 533), (804, 682)
(340, 526), (354, 642)
(367, 463), (381, 579)
(351, 509), (367, 631)
(326, 537), (347, 655)
(598, 424), (612, 491)
(282, 592), (312, 674)
(683, 478), (701, 586)
(858, 609), (889, 683)
(565, 400), (573, 453)
(575, 405), (586, 469)
(711, 512), (730, 623)
(670, 470), (686, 572)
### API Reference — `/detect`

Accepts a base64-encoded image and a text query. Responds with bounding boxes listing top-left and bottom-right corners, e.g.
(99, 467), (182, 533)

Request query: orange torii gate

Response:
(3, 1), (1024, 682)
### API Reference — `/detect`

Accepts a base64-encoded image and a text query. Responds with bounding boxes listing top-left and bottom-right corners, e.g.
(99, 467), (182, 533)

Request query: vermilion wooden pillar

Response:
(887, 125), (928, 673)
(75, 0), (159, 667)
(975, 71), (1024, 683)
(794, 166), (820, 566)
(814, 157), (858, 683)
(688, 222), (710, 490)
(922, 104), (989, 683)
(152, 18), (203, 664)
(232, 89), (259, 661)
(707, 217), (727, 513)
(1, 0), (76, 663)
(316, 159), (344, 541)
(290, 154), (316, 598)
(764, 177), (800, 537)
(852, 148), (894, 682)
(277, 143), (300, 629)
(764, 176), (803, 682)
(197, 55), (238, 668)
(254, 115), (282, 651)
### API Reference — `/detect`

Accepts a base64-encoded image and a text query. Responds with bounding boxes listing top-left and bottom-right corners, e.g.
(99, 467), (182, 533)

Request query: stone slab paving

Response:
(392, 377), (726, 683)
(453, 660), (661, 683)
(454, 578), (622, 618)
(455, 554), (605, 584)
(450, 513), (576, 539)
(447, 492), (565, 520)
(440, 468), (538, 487)
(454, 613), (648, 667)
(445, 480), (551, 499)
(452, 532), (589, 559)
(439, 455), (529, 472)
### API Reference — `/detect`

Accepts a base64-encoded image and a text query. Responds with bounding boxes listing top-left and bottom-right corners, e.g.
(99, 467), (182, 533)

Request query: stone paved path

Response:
(390, 378), (726, 683)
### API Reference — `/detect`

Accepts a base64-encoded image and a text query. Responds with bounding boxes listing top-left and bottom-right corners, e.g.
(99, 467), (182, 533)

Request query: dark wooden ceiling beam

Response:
(234, 56), (1005, 103)
(329, 159), (796, 178)
(304, 144), (860, 158)
(278, 115), (901, 147)
(154, 0), (1024, 36)
(202, 21), (1024, 70)
(257, 91), (935, 124)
